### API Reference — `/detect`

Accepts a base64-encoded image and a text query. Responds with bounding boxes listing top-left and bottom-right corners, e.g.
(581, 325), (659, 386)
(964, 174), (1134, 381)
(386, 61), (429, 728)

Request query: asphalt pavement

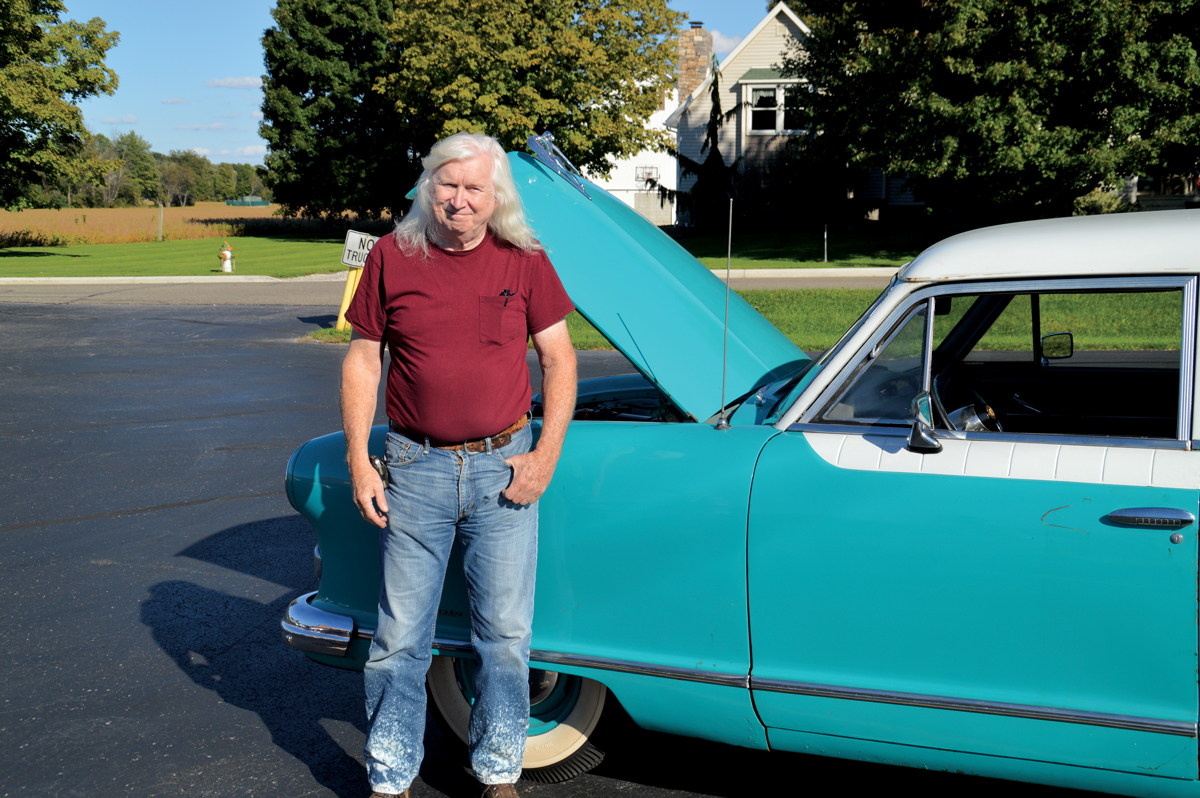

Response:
(0, 287), (1099, 798)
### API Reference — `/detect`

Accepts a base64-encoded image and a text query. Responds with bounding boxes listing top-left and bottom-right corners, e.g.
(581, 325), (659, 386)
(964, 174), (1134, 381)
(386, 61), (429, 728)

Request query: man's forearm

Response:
(341, 338), (383, 468)
(535, 351), (577, 463)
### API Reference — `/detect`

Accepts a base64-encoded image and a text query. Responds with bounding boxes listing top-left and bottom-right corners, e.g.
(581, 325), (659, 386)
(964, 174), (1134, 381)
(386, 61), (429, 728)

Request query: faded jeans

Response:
(364, 423), (536, 793)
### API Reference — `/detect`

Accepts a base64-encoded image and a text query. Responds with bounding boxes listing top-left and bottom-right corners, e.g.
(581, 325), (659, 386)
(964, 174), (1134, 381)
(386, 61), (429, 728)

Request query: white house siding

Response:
(674, 14), (805, 193)
(587, 90), (678, 226)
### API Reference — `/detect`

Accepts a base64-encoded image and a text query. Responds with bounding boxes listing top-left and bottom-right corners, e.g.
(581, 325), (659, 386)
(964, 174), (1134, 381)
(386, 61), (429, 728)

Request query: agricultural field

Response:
(0, 237), (347, 279)
(0, 202), (382, 247)
(0, 202), (284, 246)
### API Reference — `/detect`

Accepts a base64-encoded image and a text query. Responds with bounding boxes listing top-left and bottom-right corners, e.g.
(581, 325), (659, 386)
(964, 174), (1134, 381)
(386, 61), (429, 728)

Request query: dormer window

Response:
(748, 84), (804, 134)
(738, 69), (806, 136)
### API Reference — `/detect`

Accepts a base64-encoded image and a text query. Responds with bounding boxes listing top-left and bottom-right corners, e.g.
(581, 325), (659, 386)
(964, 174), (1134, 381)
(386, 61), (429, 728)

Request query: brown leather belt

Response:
(390, 413), (530, 453)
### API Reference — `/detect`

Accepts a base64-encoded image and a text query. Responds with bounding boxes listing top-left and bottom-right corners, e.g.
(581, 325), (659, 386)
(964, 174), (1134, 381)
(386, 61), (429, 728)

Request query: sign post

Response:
(336, 230), (380, 332)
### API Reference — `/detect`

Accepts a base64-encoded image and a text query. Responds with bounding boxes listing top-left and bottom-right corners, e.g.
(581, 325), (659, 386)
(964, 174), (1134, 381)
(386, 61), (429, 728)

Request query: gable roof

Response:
(663, 2), (810, 128)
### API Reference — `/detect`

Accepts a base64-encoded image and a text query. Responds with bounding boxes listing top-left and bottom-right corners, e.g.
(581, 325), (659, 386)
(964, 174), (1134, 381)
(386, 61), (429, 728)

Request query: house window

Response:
(748, 84), (804, 134)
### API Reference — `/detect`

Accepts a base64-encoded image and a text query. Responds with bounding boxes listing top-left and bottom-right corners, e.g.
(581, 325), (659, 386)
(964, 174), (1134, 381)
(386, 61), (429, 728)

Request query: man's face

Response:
(430, 155), (497, 246)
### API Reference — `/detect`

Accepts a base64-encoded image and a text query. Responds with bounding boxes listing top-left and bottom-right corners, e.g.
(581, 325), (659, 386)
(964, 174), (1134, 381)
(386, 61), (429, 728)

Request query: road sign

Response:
(341, 230), (380, 268)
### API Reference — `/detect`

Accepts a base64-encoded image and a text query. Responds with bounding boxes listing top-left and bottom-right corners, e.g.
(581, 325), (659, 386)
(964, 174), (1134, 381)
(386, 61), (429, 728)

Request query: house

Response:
(664, 2), (923, 222)
(585, 89), (679, 226)
(664, 4), (810, 199)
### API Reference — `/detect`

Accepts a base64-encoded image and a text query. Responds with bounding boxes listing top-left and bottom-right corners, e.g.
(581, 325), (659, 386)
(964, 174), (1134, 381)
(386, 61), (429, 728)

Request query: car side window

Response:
(938, 288), (1183, 439)
(815, 284), (1186, 440)
(821, 304), (927, 425)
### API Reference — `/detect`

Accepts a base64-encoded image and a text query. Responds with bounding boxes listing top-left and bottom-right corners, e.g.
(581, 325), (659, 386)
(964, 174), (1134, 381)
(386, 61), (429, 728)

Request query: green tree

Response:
(234, 163), (256, 197)
(0, 0), (119, 207)
(784, 0), (1200, 223)
(215, 162), (237, 200)
(261, 0), (681, 218)
(261, 0), (412, 218)
(672, 57), (742, 229)
(113, 131), (159, 203)
(157, 150), (213, 206)
(380, 0), (681, 178)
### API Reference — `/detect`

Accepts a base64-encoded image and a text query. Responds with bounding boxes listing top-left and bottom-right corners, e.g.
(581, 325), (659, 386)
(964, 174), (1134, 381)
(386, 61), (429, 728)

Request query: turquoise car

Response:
(283, 142), (1200, 795)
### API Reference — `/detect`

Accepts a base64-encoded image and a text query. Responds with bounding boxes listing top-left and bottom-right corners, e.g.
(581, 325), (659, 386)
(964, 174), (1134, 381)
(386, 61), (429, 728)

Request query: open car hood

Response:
(511, 151), (808, 421)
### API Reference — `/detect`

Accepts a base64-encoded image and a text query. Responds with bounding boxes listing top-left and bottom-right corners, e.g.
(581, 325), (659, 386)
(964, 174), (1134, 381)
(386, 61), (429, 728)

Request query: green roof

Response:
(738, 68), (784, 82)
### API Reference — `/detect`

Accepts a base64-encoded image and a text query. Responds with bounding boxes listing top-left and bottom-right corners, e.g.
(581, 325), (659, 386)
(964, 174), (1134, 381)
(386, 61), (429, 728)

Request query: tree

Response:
(113, 131), (159, 203)
(380, 0), (681, 178)
(234, 163), (256, 198)
(261, 0), (413, 218)
(784, 0), (1200, 223)
(261, 0), (682, 217)
(0, 0), (119, 207)
(672, 57), (742, 229)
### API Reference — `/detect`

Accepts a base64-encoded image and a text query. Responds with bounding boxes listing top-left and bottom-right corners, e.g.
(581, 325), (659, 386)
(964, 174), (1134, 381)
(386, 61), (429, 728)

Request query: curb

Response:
(710, 267), (900, 279)
(0, 268), (898, 285)
(0, 275), (283, 285)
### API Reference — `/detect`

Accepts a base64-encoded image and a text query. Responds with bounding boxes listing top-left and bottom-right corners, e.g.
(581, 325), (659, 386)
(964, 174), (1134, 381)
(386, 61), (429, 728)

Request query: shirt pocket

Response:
(479, 295), (525, 345)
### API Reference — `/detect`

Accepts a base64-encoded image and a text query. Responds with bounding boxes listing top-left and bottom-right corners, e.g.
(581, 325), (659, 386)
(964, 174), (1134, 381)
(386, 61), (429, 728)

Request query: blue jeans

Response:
(364, 423), (537, 793)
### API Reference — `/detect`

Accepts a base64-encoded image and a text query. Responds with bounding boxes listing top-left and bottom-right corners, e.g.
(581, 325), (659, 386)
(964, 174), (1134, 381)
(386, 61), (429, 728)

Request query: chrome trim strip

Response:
(281, 591), (353, 656)
(785, 422), (1191, 450)
(750, 678), (1198, 737)
(363, 633), (752, 688)
(528, 650), (749, 688)
(1179, 276), (1196, 441)
(921, 296), (935, 393)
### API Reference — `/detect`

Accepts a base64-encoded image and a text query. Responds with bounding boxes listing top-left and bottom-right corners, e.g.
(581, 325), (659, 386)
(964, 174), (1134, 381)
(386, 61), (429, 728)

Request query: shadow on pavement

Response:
(299, 314), (339, 329)
(144, 514), (480, 798)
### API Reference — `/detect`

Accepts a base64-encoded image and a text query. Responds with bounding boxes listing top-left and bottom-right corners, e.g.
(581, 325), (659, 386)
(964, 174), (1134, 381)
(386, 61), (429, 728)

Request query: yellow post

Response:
(335, 267), (364, 331)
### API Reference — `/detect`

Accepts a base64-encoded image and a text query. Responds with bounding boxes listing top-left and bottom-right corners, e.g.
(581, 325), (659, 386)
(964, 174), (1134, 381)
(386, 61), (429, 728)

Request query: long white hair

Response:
(395, 133), (541, 257)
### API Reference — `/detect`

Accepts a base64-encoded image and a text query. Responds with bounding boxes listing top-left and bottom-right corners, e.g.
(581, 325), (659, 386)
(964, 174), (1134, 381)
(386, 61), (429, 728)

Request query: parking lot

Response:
(0, 290), (1100, 797)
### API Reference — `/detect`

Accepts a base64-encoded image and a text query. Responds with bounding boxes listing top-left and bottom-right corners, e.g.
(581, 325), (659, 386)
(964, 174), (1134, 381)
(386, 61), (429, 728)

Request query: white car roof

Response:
(899, 209), (1200, 283)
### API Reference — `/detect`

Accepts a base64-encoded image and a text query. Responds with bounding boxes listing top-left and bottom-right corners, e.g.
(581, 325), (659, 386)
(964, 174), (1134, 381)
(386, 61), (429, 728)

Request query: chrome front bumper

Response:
(281, 591), (372, 656)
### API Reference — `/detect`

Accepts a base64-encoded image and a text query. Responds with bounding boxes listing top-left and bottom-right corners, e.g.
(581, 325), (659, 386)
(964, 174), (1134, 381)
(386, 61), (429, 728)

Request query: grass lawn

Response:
(1, 225), (925, 277)
(0, 236), (347, 278)
(309, 289), (1182, 355)
(307, 290), (885, 352)
(682, 227), (927, 270)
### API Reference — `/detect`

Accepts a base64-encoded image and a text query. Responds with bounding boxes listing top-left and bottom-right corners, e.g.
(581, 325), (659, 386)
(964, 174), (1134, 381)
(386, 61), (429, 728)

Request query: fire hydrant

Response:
(219, 241), (234, 273)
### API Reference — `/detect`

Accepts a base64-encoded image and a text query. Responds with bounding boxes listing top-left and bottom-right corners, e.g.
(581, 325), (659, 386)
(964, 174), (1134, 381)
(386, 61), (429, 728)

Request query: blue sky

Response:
(70, 0), (773, 166)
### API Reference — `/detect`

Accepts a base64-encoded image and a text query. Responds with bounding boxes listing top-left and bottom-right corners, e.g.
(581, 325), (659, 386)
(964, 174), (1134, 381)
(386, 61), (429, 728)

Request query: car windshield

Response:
(759, 277), (900, 424)
(815, 274), (898, 370)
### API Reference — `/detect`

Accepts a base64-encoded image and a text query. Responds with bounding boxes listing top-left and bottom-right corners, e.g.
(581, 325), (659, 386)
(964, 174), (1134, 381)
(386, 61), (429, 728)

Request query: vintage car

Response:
(283, 138), (1200, 796)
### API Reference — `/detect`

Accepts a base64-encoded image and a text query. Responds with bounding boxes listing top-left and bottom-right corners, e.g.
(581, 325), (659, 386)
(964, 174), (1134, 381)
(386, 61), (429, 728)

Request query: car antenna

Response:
(715, 198), (733, 431)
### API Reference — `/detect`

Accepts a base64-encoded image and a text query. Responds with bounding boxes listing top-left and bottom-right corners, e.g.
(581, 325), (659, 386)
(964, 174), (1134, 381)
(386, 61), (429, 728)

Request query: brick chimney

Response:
(678, 21), (713, 100)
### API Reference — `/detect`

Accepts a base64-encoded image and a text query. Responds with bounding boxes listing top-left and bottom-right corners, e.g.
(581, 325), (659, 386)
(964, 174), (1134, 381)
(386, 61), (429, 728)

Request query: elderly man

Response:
(341, 132), (577, 798)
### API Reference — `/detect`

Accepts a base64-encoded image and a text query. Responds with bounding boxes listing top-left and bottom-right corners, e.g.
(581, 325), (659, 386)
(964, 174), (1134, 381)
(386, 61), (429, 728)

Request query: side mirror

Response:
(907, 390), (942, 454)
(1040, 332), (1073, 366)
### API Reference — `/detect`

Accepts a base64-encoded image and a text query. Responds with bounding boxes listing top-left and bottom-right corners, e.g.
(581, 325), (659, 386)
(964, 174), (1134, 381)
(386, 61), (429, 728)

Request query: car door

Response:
(747, 276), (1200, 779)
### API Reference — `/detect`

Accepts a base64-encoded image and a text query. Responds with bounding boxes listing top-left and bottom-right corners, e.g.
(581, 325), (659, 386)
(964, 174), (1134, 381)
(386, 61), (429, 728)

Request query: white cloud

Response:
(205, 76), (262, 89)
(162, 97), (188, 105)
(250, 111), (264, 119)
(711, 31), (743, 56)
(175, 122), (229, 131)
(192, 147), (212, 156)
(222, 112), (240, 118)
(235, 145), (267, 157)
(99, 114), (137, 124)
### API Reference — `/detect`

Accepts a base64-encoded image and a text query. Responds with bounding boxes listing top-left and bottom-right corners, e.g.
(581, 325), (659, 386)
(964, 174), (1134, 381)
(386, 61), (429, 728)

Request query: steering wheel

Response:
(968, 387), (1005, 432)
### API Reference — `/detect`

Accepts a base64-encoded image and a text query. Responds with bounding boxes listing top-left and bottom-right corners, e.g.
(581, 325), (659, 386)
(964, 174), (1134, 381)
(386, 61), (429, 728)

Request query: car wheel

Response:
(426, 654), (607, 783)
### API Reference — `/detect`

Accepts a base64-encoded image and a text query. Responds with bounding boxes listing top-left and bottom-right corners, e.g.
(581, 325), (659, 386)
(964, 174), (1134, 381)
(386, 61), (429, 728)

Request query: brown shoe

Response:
(480, 785), (519, 798)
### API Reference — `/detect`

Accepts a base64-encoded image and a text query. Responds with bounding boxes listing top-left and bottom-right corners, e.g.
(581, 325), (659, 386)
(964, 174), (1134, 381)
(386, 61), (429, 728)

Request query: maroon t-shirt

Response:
(345, 232), (574, 442)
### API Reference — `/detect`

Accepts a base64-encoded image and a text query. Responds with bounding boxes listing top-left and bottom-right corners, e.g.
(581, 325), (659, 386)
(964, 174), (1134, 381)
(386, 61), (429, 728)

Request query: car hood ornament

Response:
(527, 131), (591, 200)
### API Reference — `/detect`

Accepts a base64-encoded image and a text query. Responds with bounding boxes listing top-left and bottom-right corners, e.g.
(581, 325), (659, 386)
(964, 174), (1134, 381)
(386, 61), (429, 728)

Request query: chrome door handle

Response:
(1106, 508), (1195, 529)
